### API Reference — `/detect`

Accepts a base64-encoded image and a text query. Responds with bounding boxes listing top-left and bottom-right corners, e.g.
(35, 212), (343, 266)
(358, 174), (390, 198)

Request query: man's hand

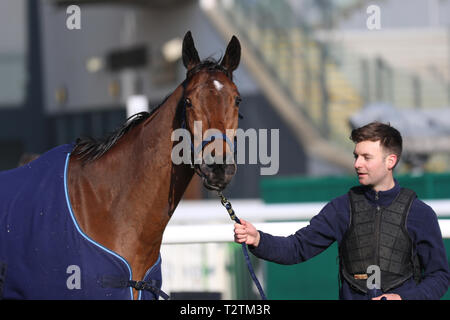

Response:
(372, 294), (402, 300)
(234, 219), (260, 247)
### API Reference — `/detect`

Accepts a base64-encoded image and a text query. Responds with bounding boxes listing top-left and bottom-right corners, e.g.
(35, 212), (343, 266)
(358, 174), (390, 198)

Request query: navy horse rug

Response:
(0, 144), (164, 300)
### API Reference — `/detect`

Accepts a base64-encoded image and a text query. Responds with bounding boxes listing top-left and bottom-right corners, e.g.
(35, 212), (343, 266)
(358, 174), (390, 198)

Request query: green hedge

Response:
(261, 173), (450, 203)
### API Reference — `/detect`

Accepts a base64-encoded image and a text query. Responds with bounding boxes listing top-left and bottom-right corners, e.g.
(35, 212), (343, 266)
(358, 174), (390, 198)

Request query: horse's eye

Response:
(185, 98), (192, 107)
(235, 96), (242, 107)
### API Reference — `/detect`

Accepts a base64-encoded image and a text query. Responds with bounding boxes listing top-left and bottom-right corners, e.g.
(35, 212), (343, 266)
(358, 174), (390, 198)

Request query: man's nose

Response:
(354, 156), (362, 168)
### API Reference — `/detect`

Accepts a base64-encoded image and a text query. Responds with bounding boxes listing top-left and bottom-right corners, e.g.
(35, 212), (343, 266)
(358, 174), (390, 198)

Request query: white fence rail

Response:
(162, 199), (450, 244)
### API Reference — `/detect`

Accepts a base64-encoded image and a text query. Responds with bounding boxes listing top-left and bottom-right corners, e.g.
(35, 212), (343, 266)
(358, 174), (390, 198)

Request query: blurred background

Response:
(0, 0), (449, 299)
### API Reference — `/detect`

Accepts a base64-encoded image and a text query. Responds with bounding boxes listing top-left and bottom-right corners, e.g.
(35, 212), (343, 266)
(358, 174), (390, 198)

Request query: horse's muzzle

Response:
(198, 162), (237, 191)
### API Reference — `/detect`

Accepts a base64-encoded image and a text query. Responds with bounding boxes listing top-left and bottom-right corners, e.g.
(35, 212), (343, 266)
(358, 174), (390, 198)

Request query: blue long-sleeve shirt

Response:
(250, 180), (450, 299)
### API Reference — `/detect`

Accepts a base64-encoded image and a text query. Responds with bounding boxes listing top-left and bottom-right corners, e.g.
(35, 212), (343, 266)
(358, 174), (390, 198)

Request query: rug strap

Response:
(100, 275), (169, 300)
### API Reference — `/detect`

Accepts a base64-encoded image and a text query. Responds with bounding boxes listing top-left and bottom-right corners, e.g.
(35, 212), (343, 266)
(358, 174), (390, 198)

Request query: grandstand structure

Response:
(204, 0), (450, 172)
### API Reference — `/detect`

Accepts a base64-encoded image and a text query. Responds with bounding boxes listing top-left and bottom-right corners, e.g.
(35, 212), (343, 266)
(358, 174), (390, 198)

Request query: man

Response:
(234, 122), (449, 300)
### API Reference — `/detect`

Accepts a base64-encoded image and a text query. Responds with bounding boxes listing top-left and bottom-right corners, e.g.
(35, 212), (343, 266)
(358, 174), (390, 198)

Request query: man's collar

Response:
(364, 179), (400, 206)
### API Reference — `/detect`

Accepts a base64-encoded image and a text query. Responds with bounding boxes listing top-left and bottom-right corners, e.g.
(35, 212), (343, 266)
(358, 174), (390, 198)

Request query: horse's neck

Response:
(136, 84), (195, 218)
(125, 84), (193, 246)
(69, 84), (194, 278)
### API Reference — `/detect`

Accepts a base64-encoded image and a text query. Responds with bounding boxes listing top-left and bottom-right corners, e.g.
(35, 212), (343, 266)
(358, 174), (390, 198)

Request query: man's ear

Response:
(386, 154), (398, 170)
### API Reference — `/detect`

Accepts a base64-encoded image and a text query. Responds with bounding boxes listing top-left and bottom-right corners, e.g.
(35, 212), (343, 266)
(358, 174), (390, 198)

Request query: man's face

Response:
(353, 140), (397, 190)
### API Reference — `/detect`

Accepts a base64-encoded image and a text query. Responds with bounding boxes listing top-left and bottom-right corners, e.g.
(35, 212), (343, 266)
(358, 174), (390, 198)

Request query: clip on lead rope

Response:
(218, 191), (267, 300)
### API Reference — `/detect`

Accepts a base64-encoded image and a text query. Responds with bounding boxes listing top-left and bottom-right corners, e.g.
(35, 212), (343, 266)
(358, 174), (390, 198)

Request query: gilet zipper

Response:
(374, 191), (381, 270)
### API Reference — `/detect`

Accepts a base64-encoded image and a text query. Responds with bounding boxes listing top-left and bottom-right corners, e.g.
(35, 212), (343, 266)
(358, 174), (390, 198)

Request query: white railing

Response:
(162, 199), (450, 244)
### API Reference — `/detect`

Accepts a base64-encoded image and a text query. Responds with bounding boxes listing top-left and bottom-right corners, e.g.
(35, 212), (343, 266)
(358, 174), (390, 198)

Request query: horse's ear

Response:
(220, 35), (241, 73)
(182, 31), (201, 71)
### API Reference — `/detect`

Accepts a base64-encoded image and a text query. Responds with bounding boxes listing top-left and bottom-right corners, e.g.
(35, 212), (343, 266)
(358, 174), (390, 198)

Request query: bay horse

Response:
(0, 31), (241, 300)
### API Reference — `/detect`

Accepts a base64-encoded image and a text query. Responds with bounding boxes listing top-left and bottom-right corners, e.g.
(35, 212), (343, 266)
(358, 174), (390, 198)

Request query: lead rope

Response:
(217, 191), (267, 300)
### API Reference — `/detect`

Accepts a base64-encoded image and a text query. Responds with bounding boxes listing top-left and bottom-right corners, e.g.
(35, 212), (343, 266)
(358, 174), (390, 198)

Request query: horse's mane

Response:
(72, 58), (229, 163)
(72, 111), (151, 163)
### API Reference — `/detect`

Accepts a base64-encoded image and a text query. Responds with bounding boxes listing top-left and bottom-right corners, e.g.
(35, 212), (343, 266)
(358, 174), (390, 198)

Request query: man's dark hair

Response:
(350, 121), (402, 165)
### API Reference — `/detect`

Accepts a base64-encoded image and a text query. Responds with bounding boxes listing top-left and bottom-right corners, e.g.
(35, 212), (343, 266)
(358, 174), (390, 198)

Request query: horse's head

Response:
(181, 31), (241, 191)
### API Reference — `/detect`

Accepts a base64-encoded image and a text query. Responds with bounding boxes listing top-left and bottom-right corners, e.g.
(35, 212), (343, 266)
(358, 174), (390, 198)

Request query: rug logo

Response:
(66, 265), (81, 290)
(171, 121), (279, 175)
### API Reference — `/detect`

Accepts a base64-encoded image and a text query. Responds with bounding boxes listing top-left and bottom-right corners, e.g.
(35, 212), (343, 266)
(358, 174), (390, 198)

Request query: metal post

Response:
(412, 75), (422, 109)
(387, 65), (394, 104)
(361, 58), (370, 105)
(319, 41), (329, 138)
(316, 0), (333, 137)
(375, 57), (384, 102)
(25, 0), (46, 152)
(447, 25), (450, 104)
